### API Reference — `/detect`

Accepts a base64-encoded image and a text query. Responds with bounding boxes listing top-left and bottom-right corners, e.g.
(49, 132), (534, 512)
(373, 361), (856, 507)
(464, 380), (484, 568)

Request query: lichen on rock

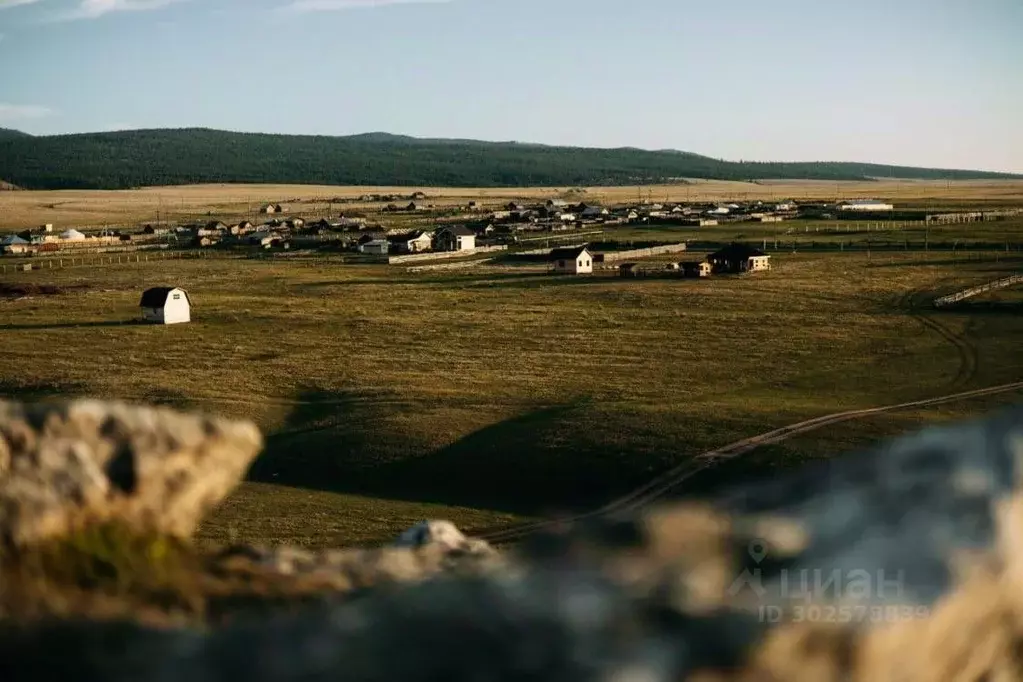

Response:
(0, 399), (263, 547)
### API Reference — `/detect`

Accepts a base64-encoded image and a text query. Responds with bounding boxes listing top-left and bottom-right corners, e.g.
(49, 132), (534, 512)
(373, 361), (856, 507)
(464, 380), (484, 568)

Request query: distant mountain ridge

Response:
(0, 127), (1018, 190)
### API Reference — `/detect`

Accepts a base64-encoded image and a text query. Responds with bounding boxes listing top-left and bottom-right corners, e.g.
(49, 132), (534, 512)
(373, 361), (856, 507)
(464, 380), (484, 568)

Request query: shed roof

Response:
(439, 225), (475, 237)
(139, 287), (190, 308)
(550, 246), (590, 260)
(1, 234), (29, 246)
(710, 243), (767, 260)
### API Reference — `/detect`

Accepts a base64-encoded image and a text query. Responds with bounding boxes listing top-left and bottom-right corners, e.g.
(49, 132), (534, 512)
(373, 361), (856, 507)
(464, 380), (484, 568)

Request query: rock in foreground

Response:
(0, 399), (263, 546)
(3, 399), (1023, 681)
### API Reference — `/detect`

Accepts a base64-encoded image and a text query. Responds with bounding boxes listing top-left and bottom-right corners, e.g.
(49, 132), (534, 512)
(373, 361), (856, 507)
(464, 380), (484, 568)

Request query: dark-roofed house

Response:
(390, 230), (434, 254)
(708, 243), (771, 274)
(435, 226), (476, 252)
(139, 287), (191, 325)
(551, 246), (593, 275)
(681, 260), (712, 278)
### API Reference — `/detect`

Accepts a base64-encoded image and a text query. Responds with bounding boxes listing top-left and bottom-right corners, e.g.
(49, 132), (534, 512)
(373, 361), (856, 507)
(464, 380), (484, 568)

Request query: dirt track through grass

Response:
(482, 380), (1023, 543)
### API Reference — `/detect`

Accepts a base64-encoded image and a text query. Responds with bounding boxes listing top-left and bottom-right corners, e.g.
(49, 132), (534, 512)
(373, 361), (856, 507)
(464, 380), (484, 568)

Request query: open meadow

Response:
(2, 240), (1022, 548)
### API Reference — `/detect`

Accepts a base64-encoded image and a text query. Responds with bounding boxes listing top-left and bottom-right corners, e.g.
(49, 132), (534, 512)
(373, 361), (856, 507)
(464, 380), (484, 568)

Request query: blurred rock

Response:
(0, 399), (262, 546)
(3, 401), (1023, 681)
(212, 521), (502, 592)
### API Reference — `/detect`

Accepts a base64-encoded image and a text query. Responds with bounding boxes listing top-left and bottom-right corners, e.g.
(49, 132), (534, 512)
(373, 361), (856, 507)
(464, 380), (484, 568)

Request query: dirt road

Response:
(481, 381), (1023, 543)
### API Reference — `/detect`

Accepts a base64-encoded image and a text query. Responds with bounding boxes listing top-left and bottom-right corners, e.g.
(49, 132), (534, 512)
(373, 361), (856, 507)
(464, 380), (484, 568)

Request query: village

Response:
(5, 194), (1022, 305)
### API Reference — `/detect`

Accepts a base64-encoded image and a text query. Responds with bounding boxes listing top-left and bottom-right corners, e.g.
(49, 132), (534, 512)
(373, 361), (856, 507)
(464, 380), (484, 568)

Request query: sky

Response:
(0, 0), (1021, 172)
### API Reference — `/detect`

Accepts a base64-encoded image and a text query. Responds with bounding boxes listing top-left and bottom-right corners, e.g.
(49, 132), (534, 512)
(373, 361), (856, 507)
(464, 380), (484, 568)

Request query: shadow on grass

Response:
(930, 301), (1023, 315)
(247, 388), (659, 516)
(296, 271), (551, 289)
(0, 321), (145, 331)
(0, 379), (88, 403)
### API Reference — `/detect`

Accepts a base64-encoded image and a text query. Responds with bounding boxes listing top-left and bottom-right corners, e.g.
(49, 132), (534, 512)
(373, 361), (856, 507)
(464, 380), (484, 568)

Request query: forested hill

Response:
(0, 128), (1018, 189)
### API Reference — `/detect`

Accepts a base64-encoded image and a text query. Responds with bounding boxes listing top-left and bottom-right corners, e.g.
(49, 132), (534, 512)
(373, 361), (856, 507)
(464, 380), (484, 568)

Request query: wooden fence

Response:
(1, 250), (213, 274)
(597, 243), (689, 265)
(386, 245), (507, 265)
(933, 273), (1023, 308)
(406, 258), (497, 274)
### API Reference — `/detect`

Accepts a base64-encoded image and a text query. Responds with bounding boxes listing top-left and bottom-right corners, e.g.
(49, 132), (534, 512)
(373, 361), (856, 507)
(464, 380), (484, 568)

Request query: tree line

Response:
(0, 128), (1017, 190)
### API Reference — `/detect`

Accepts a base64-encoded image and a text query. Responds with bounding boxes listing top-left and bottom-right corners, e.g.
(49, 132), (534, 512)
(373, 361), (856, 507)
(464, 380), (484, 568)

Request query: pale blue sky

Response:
(1, 0), (1020, 171)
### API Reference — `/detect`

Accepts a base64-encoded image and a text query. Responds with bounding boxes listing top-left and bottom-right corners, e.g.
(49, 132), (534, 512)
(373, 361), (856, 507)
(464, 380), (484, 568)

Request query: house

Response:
(276, 204), (290, 214)
(838, 200), (894, 212)
(139, 287), (191, 325)
(406, 202), (422, 211)
(681, 261), (712, 278)
(580, 205), (609, 219)
(550, 246), (593, 275)
(775, 201), (798, 212)
(411, 191), (428, 200)
(357, 232), (387, 245)
(557, 213), (578, 222)
(262, 204), (279, 215)
(390, 230), (433, 254)
(708, 243), (771, 274)
(359, 239), (390, 255)
(286, 218), (306, 230)
(338, 217), (368, 229)
(506, 202), (524, 212)
(435, 226), (476, 252)
(196, 222), (225, 237)
(249, 230), (282, 247)
(546, 199), (569, 209)
(59, 228), (87, 241)
(1, 234), (31, 254)
(707, 206), (731, 215)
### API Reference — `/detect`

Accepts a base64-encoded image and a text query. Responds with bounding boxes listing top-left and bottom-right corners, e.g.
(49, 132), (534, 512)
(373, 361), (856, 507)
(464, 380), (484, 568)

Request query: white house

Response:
(140, 287), (191, 325)
(707, 206), (731, 215)
(551, 246), (593, 275)
(838, 200), (895, 212)
(1, 234), (31, 254)
(557, 212), (578, 222)
(390, 230), (433, 254)
(435, 226), (476, 252)
(580, 205), (609, 219)
(60, 228), (87, 241)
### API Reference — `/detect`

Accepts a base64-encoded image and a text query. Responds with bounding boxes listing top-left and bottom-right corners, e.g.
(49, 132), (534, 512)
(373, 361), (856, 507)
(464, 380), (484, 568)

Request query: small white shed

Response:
(140, 287), (191, 325)
(551, 246), (594, 275)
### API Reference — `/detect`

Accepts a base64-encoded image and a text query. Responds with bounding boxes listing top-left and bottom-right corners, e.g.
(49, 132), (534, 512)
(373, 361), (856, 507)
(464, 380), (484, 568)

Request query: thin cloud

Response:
(0, 103), (55, 123)
(0, 0), (43, 9)
(59, 0), (189, 20)
(283, 0), (453, 13)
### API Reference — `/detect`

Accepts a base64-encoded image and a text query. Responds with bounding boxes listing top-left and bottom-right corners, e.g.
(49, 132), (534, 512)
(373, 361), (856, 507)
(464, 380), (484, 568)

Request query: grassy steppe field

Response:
(2, 178), (1023, 230)
(2, 248), (1022, 548)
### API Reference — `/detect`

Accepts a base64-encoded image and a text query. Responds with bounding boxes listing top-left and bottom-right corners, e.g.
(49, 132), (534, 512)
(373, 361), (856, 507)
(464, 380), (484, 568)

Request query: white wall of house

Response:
(554, 250), (593, 275)
(142, 289), (191, 325)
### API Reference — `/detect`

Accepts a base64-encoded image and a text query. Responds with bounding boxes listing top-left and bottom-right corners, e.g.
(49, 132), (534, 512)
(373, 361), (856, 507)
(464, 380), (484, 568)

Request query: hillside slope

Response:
(0, 128), (1018, 190)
